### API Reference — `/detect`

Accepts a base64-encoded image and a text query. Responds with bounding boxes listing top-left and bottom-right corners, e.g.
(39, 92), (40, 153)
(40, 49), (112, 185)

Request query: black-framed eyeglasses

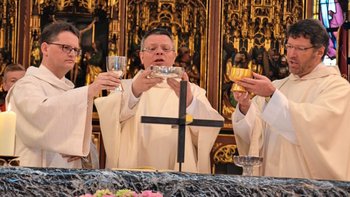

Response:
(285, 43), (314, 52)
(142, 44), (175, 53)
(47, 42), (81, 56)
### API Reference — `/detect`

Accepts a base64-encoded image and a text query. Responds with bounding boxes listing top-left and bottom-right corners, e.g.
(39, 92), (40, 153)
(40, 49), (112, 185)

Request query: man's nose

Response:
(287, 49), (297, 57)
(154, 48), (165, 55)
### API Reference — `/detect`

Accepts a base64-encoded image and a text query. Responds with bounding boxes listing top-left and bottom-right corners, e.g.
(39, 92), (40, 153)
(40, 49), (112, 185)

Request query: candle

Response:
(0, 111), (16, 156)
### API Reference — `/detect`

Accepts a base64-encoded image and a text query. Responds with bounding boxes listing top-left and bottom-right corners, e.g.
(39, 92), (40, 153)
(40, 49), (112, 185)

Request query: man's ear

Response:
(318, 46), (326, 57)
(41, 43), (49, 57)
(139, 51), (144, 64)
(171, 51), (177, 63)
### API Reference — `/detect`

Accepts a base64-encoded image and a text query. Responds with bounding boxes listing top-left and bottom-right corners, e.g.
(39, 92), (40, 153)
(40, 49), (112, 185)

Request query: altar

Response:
(0, 167), (349, 196)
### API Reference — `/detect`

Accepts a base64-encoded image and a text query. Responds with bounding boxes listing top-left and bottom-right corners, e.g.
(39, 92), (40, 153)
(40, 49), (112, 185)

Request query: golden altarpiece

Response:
(1, 0), (348, 173)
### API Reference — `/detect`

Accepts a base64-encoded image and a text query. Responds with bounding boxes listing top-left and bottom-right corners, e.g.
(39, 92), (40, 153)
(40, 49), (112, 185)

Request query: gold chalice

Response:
(228, 67), (253, 92)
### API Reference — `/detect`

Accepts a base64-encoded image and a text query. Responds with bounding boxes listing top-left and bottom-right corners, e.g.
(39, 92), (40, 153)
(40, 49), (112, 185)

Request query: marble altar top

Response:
(0, 167), (349, 196)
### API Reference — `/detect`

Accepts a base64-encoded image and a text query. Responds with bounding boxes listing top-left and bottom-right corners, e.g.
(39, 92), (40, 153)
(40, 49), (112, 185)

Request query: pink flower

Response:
(79, 194), (93, 197)
(139, 190), (163, 197)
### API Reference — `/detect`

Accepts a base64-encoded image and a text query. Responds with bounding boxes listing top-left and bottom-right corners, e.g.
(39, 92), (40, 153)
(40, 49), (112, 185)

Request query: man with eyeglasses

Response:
(96, 28), (223, 173)
(231, 19), (350, 181)
(0, 64), (25, 111)
(6, 21), (120, 168)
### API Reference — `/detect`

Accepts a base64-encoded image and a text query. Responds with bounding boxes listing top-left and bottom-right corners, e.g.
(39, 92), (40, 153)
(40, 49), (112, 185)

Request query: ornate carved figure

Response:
(267, 48), (289, 80)
(84, 42), (103, 85)
(175, 46), (200, 85)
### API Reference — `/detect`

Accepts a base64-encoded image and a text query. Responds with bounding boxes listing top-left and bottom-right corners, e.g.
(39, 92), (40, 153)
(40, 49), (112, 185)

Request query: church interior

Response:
(0, 0), (350, 195)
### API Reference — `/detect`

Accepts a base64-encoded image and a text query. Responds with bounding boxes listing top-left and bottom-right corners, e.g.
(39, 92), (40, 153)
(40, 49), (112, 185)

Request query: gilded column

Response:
(0, 0), (4, 48)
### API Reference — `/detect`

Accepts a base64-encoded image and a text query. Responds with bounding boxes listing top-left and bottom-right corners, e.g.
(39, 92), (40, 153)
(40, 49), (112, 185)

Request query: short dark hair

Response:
(3, 64), (25, 79)
(140, 28), (174, 50)
(286, 19), (329, 58)
(40, 21), (80, 46)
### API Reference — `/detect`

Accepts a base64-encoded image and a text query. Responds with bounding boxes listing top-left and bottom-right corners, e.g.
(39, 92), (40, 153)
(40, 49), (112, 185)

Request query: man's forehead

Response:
(144, 35), (173, 45)
(55, 31), (80, 46)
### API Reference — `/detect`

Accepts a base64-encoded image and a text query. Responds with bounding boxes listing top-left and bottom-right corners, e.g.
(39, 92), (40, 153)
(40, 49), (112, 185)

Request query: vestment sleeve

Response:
(94, 93), (122, 168)
(8, 80), (91, 156)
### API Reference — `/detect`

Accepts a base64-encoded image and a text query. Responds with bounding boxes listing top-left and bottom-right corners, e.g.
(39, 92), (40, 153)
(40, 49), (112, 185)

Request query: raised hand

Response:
(167, 72), (193, 107)
(131, 69), (163, 98)
(88, 72), (120, 100)
(236, 73), (275, 97)
(233, 91), (251, 115)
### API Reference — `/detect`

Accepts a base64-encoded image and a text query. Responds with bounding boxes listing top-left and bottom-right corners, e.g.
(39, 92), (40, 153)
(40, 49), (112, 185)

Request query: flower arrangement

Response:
(79, 189), (163, 197)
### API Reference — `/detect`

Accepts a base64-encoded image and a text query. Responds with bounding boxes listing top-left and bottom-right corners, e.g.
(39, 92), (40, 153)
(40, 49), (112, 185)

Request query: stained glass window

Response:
(314, 0), (345, 65)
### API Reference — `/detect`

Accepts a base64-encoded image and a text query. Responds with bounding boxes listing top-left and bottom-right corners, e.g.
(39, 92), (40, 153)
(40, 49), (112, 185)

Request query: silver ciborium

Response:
(150, 66), (184, 79)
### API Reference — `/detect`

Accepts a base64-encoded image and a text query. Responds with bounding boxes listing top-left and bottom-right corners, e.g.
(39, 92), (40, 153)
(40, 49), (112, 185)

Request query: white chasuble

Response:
(96, 78), (223, 173)
(6, 66), (92, 168)
(233, 65), (350, 181)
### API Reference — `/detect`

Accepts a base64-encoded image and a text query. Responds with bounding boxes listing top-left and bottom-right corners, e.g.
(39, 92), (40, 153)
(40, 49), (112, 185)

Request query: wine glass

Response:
(106, 56), (127, 92)
(233, 155), (263, 176)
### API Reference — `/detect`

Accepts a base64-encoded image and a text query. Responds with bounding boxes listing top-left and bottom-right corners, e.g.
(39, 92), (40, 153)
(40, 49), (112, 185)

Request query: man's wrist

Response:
(131, 83), (142, 98)
(265, 90), (275, 103)
(239, 103), (250, 115)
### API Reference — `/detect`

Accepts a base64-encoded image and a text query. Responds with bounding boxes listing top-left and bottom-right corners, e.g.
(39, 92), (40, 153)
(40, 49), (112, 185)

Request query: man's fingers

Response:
(239, 78), (256, 85)
(140, 69), (152, 77)
(167, 78), (181, 91)
(147, 77), (163, 84)
(244, 91), (250, 99)
(236, 80), (255, 91)
(252, 72), (266, 79)
(181, 72), (189, 81)
(234, 91), (248, 99)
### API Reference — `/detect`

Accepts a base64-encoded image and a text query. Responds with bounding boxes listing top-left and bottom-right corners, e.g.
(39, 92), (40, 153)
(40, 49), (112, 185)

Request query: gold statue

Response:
(84, 42), (103, 85)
